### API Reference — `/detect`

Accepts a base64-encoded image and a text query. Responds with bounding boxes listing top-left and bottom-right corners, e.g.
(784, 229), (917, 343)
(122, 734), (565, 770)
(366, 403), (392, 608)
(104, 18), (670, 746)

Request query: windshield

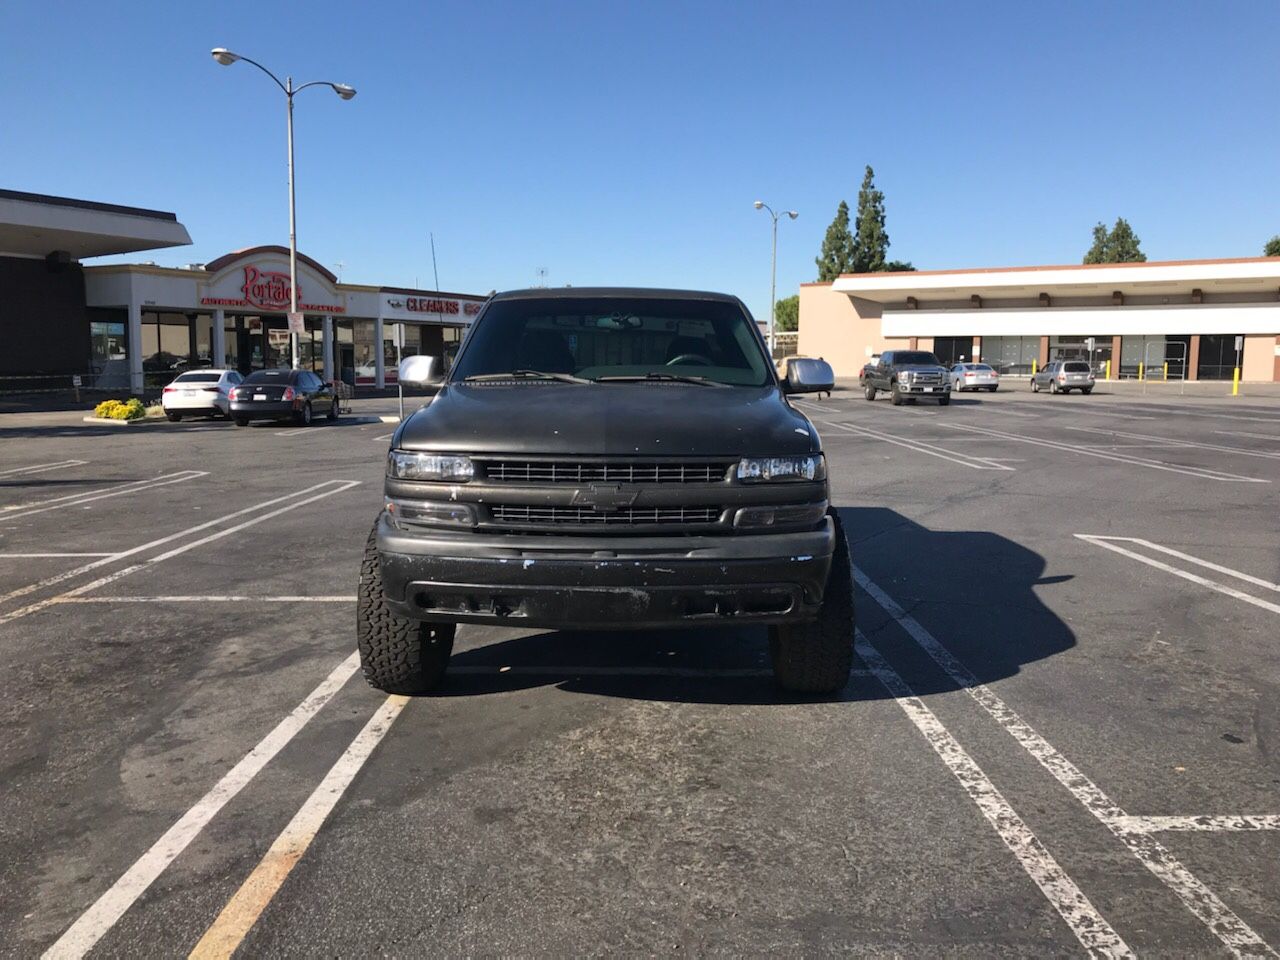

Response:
(450, 297), (772, 386)
(894, 351), (941, 365)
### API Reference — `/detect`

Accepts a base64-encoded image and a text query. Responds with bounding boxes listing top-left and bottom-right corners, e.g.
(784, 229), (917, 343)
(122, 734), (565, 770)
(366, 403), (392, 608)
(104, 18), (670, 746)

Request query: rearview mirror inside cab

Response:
(784, 357), (835, 394)
(399, 354), (442, 387)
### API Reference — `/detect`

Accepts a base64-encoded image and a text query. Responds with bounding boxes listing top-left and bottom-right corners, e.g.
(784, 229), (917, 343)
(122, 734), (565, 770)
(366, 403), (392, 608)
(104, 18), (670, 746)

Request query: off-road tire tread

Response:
(769, 510), (855, 694)
(357, 521), (454, 693)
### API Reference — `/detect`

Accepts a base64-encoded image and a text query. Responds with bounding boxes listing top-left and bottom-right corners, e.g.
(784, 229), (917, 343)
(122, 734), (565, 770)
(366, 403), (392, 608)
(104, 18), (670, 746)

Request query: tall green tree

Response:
(1083, 218), (1147, 263)
(852, 165), (890, 273)
(884, 260), (915, 272)
(773, 294), (799, 332)
(1264, 236), (1280, 257)
(815, 200), (856, 281)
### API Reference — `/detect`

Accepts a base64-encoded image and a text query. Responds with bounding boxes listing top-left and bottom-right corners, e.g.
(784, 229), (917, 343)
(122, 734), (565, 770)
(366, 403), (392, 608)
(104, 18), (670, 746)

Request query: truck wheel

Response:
(769, 511), (854, 694)
(890, 383), (904, 406)
(938, 394), (950, 406)
(864, 384), (876, 401)
(357, 521), (455, 693)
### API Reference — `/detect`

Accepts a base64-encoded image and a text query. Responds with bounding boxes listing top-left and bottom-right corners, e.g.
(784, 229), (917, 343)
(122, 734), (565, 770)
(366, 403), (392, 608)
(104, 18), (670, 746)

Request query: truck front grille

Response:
(481, 459), (732, 484)
(908, 371), (944, 385)
(490, 504), (723, 526)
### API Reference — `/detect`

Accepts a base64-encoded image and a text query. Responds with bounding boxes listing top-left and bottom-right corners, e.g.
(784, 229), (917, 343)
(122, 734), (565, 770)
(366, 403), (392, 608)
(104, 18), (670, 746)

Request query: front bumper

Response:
(375, 512), (836, 630)
(898, 382), (949, 395)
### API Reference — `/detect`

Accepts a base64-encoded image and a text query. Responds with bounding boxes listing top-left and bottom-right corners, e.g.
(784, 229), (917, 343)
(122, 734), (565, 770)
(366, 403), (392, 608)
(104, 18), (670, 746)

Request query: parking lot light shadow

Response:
(421, 507), (1078, 706)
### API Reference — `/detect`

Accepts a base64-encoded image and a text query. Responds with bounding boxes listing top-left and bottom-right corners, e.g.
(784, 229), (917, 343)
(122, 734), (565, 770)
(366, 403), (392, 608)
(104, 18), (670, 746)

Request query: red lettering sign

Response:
(406, 296), (462, 315)
(241, 265), (297, 311)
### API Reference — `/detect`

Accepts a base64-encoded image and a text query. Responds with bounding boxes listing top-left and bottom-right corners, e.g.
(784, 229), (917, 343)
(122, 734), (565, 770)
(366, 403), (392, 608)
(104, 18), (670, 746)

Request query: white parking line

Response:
(1117, 815), (1280, 833)
(854, 629), (1132, 957)
(0, 471), (207, 520)
(943, 422), (1268, 482)
(1216, 429), (1280, 442)
(373, 433), (394, 441)
(812, 418), (1015, 471)
(53, 595), (357, 603)
(0, 460), (88, 477)
(0, 553), (117, 559)
(1075, 536), (1280, 616)
(189, 693), (408, 959)
(1063, 425), (1280, 460)
(0, 480), (361, 625)
(41, 652), (361, 960)
(854, 565), (1277, 958)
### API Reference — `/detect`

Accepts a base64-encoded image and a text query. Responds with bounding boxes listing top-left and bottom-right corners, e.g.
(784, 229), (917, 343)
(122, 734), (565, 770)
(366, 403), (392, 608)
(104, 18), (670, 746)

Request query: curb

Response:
(81, 416), (171, 427)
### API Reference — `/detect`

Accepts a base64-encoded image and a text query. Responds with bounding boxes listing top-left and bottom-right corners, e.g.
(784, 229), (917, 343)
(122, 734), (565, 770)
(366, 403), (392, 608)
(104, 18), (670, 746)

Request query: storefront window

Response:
(980, 336), (1039, 375)
(932, 336), (975, 365)
(1049, 335), (1112, 374)
(353, 319), (377, 384)
(1119, 335), (1189, 379)
(1197, 334), (1243, 381)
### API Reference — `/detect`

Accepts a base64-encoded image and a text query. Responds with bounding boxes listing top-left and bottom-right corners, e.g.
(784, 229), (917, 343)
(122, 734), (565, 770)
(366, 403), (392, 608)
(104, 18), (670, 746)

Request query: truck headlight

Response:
(736, 455), (824, 482)
(385, 497), (477, 528)
(387, 451), (474, 481)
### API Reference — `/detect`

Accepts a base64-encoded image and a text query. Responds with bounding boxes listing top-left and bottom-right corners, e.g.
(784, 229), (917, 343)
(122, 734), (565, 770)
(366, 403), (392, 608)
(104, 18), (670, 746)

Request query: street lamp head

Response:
(753, 200), (764, 210)
(787, 211), (798, 220)
(331, 83), (357, 100)
(210, 47), (240, 66)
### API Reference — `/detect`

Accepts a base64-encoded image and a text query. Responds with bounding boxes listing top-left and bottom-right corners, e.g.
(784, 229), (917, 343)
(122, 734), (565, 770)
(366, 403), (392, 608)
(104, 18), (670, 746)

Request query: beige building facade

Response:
(798, 257), (1280, 383)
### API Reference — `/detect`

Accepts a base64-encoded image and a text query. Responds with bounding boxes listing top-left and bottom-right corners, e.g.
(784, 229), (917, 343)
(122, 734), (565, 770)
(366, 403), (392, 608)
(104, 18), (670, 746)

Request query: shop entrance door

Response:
(338, 345), (355, 386)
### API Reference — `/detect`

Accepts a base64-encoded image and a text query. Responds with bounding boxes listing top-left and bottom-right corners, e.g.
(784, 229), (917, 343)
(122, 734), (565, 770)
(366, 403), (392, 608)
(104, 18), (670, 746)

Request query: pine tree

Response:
(1083, 218), (1146, 263)
(1264, 236), (1280, 257)
(853, 166), (890, 273)
(815, 200), (856, 281)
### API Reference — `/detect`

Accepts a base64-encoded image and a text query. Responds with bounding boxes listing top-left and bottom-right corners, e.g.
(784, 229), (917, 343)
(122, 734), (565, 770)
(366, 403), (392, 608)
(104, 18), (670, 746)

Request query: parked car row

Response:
(160, 367), (341, 425)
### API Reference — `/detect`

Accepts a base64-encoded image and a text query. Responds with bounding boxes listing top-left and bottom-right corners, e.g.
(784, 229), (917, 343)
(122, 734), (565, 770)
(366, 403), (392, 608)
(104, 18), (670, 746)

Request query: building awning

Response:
(0, 189), (191, 260)
(831, 257), (1280, 303)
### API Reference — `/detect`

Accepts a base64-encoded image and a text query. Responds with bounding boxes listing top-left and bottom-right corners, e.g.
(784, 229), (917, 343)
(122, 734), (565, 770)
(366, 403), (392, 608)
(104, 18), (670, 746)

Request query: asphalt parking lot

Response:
(2, 386), (1279, 958)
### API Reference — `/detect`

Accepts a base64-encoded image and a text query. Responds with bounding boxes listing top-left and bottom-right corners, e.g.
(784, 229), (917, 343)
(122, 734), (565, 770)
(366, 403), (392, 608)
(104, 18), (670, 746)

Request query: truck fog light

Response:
(385, 498), (477, 528)
(734, 501), (828, 529)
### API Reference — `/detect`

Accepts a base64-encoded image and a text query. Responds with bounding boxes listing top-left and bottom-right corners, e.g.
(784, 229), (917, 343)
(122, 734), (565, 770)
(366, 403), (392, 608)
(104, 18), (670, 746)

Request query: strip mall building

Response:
(798, 258), (1280, 383)
(1, 189), (485, 395)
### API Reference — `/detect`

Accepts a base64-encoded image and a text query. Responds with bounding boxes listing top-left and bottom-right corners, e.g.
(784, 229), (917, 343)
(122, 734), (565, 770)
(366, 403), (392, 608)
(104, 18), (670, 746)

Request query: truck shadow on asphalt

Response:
(432, 507), (1076, 705)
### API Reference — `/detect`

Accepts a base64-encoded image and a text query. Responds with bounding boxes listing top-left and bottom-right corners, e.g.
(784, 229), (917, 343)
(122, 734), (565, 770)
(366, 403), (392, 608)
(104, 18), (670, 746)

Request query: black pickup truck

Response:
(860, 349), (952, 406)
(357, 288), (856, 695)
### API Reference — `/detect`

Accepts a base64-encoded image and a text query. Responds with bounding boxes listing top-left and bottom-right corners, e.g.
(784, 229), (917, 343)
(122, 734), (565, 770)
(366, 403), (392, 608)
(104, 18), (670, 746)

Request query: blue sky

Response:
(4, 1), (1278, 321)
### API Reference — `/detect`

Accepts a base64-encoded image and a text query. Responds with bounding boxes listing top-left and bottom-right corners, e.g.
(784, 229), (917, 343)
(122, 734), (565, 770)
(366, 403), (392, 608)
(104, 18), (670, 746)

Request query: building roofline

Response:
(0, 188), (179, 223)
(380, 285), (487, 300)
(835, 255), (1280, 280)
(203, 245), (338, 283)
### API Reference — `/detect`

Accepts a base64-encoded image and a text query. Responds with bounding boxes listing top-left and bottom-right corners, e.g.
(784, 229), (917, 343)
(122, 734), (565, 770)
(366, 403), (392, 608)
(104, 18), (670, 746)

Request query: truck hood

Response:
(896, 363), (949, 373)
(395, 383), (819, 457)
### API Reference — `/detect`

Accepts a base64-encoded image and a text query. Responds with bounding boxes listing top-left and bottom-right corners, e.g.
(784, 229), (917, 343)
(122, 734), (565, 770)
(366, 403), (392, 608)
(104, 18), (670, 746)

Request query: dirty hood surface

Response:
(395, 383), (818, 457)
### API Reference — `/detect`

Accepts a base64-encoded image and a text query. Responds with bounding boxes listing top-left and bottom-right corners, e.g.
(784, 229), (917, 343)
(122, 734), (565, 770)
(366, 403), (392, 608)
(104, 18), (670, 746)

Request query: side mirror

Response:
(398, 355), (441, 387)
(784, 357), (834, 394)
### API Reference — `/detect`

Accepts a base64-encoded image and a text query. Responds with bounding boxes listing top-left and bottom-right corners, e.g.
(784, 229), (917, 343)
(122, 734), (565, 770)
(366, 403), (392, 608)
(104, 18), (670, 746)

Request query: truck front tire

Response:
(357, 521), (455, 693)
(891, 383), (904, 406)
(769, 511), (855, 694)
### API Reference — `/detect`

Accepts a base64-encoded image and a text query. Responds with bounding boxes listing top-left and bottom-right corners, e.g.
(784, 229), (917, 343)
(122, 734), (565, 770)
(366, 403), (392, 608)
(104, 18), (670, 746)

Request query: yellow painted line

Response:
(188, 695), (409, 959)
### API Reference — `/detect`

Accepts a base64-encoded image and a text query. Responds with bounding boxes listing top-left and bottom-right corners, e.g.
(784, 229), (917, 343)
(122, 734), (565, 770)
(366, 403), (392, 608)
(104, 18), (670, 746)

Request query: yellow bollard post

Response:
(1138, 362), (1144, 381)
(1031, 359), (1037, 376)
(1163, 361), (1169, 381)
(1232, 367), (1240, 396)
(1104, 359), (1111, 380)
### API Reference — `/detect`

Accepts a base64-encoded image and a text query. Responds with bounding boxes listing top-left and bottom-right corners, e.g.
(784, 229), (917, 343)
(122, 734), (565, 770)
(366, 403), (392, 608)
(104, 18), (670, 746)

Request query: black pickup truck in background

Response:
(859, 350), (952, 406)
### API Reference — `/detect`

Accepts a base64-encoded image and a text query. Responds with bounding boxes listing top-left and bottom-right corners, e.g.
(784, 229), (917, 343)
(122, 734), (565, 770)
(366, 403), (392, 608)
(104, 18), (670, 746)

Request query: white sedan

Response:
(950, 362), (1000, 392)
(161, 369), (242, 420)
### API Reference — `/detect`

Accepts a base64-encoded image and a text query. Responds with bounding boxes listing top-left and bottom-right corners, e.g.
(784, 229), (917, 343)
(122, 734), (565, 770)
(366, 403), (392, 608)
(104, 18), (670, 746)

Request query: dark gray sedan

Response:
(230, 368), (339, 426)
(1031, 360), (1095, 395)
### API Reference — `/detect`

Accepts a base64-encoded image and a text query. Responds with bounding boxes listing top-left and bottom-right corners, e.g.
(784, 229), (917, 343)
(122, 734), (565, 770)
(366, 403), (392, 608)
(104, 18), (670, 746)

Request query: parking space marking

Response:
(854, 564), (1277, 958)
(0, 480), (361, 625)
(854, 629), (1132, 958)
(373, 433), (394, 441)
(0, 460), (88, 478)
(1075, 536), (1280, 616)
(53, 595), (357, 603)
(1117, 815), (1280, 833)
(943, 422), (1269, 482)
(811, 418), (1016, 471)
(0, 553), (117, 559)
(1033, 406), (1158, 421)
(1216, 429), (1280, 442)
(0, 471), (208, 520)
(1063, 425), (1280, 461)
(188, 693), (408, 959)
(41, 652), (361, 960)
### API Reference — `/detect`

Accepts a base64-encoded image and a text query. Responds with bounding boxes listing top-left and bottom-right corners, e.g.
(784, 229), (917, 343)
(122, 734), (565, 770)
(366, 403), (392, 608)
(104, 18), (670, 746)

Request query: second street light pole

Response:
(754, 201), (798, 357)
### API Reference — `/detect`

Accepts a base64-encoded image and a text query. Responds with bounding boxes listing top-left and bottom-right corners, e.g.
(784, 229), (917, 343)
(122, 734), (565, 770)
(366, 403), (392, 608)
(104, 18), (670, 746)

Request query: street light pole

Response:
(211, 48), (355, 371)
(753, 201), (798, 357)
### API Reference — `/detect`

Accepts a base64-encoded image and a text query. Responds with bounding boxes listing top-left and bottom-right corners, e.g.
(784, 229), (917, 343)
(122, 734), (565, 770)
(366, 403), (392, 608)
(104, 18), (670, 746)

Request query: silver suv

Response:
(1032, 360), (1095, 395)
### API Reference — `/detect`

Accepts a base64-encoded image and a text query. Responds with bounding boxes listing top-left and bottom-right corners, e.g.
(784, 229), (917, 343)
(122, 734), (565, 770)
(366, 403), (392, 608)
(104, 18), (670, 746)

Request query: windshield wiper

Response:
(461, 369), (591, 385)
(593, 372), (728, 387)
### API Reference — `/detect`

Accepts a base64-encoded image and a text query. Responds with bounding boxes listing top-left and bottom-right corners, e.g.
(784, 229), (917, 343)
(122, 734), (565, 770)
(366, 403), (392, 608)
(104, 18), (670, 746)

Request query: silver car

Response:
(1031, 360), (1095, 395)
(950, 362), (1000, 392)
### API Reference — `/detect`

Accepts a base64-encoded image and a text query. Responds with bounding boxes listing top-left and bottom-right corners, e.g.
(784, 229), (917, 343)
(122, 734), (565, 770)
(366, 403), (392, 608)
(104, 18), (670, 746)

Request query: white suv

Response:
(161, 369), (242, 420)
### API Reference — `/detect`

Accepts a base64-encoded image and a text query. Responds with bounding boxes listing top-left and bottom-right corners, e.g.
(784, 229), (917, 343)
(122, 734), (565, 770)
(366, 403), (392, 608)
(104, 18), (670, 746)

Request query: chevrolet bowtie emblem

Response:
(571, 483), (639, 511)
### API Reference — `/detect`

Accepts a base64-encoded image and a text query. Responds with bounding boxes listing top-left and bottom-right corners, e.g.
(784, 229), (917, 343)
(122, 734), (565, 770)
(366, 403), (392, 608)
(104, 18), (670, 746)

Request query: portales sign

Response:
(199, 256), (346, 314)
